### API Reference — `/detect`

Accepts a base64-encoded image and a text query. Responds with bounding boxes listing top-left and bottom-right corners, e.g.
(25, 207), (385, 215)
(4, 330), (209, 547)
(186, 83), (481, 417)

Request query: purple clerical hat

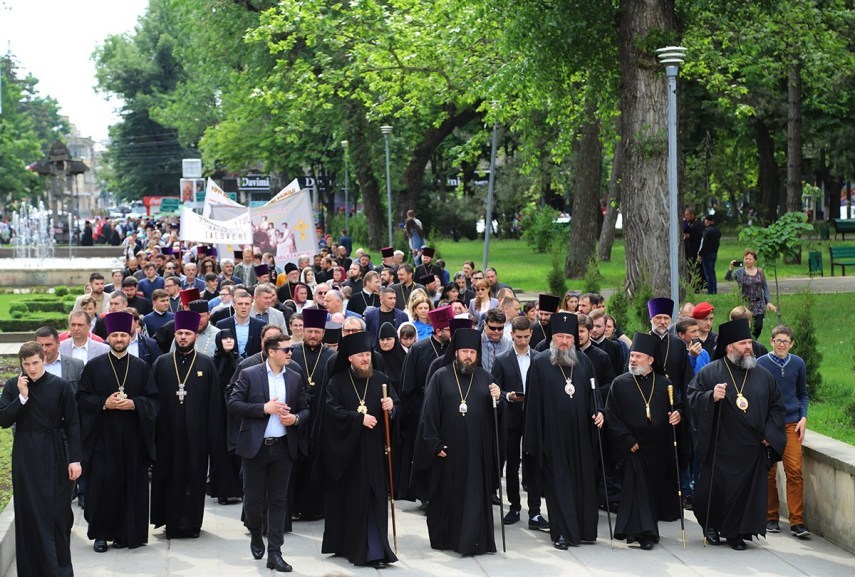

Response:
(174, 310), (201, 333)
(104, 312), (133, 335)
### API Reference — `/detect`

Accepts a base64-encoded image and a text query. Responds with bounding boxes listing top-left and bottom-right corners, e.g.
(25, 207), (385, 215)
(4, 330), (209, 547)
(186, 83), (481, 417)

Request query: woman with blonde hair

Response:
(407, 290), (434, 341)
(468, 279), (498, 330)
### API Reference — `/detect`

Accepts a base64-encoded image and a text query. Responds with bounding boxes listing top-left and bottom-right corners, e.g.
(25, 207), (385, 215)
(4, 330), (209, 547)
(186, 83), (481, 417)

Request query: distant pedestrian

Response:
(697, 213), (721, 294)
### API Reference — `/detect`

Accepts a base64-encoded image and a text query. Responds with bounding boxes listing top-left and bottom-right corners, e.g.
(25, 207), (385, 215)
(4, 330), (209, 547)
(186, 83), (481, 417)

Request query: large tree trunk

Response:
(598, 135), (623, 262)
(754, 117), (779, 223)
(787, 59), (803, 214)
(565, 102), (603, 278)
(399, 104), (480, 221)
(345, 103), (385, 248)
(618, 0), (677, 297)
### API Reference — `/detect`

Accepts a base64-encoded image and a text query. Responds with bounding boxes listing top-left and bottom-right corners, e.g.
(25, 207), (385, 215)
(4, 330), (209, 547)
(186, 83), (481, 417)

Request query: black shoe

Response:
(367, 560), (388, 568)
(639, 538), (654, 551)
(553, 537), (569, 550)
(528, 514), (550, 532)
(93, 539), (108, 553)
(705, 528), (721, 546)
(266, 552), (293, 572)
(503, 508), (520, 525)
(250, 532), (265, 560)
(112, 541), (125, 549)
(791, 524), (811, 538)
(490, 494), (501, 506)
(218, 497), (229, 505)
(727, 536), (747, 551)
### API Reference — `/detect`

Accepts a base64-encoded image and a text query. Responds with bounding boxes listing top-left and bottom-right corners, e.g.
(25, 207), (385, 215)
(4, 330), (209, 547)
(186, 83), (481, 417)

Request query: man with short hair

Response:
(181, 262), (206, 292)
(757, 325), (810, 538)
(36, 325), (84, 392)
(252, 284), (288, 332)
(234, 248), (258, 287)
(324, 289), (361, 319)
(218, 258), (242, 285)
(123, 308), (161, 366)
(92, 291), (129, 339)
(392, 264), (425, 310)
(61, 310), (110, 364)
(75, 272), (109, 313)
(577, 293), (598, 315)
(484, 266), (511, 298)
(688, 318), (786, 550)
(347, 270), (381, 317)
(217, 289), (265, 358)
(379, 267), (396, 288)
(697, 213), (721, 294)
(1, 341), (82, 576)
(364, 287), (408, 346)
(151, 310), (228, 539)
(481, 308), (511, 372)
(202, 272), (220, 301)
(164, 275), (182, 312)
(500, 296), (521, 337)
(76, 312), (159, 552)
(524, 313), (604, 549)
(139, 263), (164, 300)
(122, 276), (152, 316)
(410, 328), (503, 555)
(343, 262), (364, 294)
(143, 288), (175, 336)
(676, 317), (710, 375)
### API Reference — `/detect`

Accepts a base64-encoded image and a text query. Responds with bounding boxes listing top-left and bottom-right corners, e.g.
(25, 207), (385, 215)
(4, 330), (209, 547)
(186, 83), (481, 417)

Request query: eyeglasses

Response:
(772, 339), (792, 345)
(273, 347), (293, 354)
(486, 325), (504, 331)
(343, 328), (360, 335)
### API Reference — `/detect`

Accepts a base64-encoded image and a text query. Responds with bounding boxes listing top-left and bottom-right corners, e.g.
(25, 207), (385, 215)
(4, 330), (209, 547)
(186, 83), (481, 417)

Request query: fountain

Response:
(1, 201), (123, 287)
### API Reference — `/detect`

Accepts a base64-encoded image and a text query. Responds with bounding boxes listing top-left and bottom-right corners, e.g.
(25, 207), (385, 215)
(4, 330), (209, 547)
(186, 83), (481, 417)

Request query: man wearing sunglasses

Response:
(480, 309), (511, 372)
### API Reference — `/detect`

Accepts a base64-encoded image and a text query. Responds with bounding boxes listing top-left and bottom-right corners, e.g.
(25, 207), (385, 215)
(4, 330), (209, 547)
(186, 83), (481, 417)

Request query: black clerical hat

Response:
(448, 316), (472, 336)
(421, 247), (435, 258)
(420, 274), (437, 286)
(538, 293), (560, 313)
(550, 312), (578, 340)
(188, 299), (209, 314)
(630, 332), (658, 358)
(381, 246), (394, 258)
(715, 318), (752, 359)
(378, 322), (398, 340)
(443, 328), (481, 366)
(284, 262), (299, 274)
(302, 308), (327, 330)
(254, 264), (270, 277)
(323, 322), (342, 344)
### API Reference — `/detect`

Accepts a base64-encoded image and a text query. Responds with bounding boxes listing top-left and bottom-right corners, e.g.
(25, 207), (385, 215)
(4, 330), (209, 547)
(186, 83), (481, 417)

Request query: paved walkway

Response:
(5, 494), (855, 577)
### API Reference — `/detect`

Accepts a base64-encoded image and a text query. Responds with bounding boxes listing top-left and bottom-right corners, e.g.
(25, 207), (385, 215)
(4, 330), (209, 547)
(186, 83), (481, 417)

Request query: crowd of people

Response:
(0, 231), (812, 575)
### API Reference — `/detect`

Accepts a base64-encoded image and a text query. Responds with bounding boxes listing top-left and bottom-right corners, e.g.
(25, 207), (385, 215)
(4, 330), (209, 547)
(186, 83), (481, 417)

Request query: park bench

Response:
(832, 219), (855, 240)
(829, 245), (855, 276)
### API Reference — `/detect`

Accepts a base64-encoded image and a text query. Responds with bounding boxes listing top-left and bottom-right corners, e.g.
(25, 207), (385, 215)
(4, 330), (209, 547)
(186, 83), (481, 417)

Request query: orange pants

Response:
(767, 422), (804, 525)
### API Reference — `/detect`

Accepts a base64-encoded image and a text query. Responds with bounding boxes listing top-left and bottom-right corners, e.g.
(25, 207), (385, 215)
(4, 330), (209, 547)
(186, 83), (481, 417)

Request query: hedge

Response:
(24, 301), (73, 314)
(0, 315), (68, 332)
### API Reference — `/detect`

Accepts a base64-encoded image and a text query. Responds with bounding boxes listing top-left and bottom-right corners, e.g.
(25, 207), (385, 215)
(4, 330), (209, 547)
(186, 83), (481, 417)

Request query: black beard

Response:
(455, 359), (475, 375)
(351, 366), (373, 379)
(176, 343), (195, 354)
(727, 351), (757, 370)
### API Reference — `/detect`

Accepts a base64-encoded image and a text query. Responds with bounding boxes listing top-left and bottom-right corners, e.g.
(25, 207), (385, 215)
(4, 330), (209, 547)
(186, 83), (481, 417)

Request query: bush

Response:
(54, 286), (69, 297)
(520, 205), (563, 253)
(26, 301), (73, 314)
(9, 302), (29, 319)
(582, 256), (603, 294)
(328, 212), (370, 248)
(631, 281), (653, 335)
(608, 283), (630, 335)
(547, 246), (567, 296)
(789, 290), (823, 401)
(0, 315), (67, 332)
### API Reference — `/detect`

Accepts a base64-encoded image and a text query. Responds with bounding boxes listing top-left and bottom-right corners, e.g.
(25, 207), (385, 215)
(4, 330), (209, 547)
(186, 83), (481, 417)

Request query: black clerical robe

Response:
(410, 364), (501, 555)
(397, 335), (448, 500)
(322, 369), (399, 566)
(524, 352), (600, 545)
(76, 352), (159, 547)
(605, 371), (684, 543)
(290, 342), (335, 519)
(213, 348), (243, 498)
(1, 372), (80, 577)
(651, 332), (693, 400)
(688, 359), (786, 540)
(529, 321), (551, 351)
(150, 351), (228, 536)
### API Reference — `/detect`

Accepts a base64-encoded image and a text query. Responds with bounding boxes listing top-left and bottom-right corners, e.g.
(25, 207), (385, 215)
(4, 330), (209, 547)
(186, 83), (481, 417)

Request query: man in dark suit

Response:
(36, 326), (85, 392)
(124, 309), (162, 366)
(229, 334), (309, 573)
(217, 289), (265, 358)
(364, 288), (409, 346)
(490, 315), (548, 531)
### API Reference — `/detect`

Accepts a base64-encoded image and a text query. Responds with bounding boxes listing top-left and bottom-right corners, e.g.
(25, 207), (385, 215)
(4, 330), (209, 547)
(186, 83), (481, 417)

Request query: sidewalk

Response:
(5, 495), (855, 576)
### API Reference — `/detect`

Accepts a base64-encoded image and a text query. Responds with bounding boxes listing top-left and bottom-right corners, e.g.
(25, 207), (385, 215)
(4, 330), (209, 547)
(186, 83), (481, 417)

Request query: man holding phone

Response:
(0, 341), (82, 576)
(676, 317), (710, 375)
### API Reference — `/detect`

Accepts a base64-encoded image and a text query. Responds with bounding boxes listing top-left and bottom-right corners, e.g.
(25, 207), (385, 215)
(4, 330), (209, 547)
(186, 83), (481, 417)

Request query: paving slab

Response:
(5, 492), (855, 577)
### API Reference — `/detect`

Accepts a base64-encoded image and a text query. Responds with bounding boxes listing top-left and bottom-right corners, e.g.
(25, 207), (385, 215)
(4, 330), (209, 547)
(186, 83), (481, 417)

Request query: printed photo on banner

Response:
(180, 178), (205, 203)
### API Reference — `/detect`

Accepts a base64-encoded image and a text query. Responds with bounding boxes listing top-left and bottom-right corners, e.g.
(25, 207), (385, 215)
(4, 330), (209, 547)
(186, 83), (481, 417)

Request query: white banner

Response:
(203, 177), (244, 217)
(179, 207), (253, 244)
(252, 186), (317, 267)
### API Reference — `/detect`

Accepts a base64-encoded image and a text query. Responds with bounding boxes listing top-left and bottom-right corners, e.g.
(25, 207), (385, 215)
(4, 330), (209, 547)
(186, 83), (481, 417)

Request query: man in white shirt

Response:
(251, 284), (288, 332)
(59, 311), (110, 365)
(36, 326), (84, 391)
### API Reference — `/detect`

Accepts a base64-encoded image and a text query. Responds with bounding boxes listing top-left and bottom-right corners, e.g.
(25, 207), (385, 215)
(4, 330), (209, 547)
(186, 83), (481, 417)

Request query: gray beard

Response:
(628, 365), (647, 377)
(455, 360), (475, 375)
(549, 342), (578, 367)
(351, 366), (373, 379)
(727, 351), (757, 370)
(653, 325), (669, 337)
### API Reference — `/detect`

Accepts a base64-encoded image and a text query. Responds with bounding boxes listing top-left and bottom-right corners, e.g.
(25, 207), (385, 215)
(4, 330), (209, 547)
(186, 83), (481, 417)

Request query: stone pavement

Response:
(5, 493), (855, 577)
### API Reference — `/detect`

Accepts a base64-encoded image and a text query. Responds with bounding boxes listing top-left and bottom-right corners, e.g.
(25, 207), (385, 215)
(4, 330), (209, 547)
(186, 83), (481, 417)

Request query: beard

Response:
(351, 365), (373, 379)
(652, 325), (669, 337)
(628, 365), (647, 376)
(176, 342), (196, 354)
(455, 359), (476, 375)
(549, 342), (578, 367)
(727, 351), (757, 370)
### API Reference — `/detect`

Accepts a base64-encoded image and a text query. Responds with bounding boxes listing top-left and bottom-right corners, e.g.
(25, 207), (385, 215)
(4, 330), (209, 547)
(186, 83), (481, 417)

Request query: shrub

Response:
(631, 281), (653, 335)
(608, 283), (630, 335)
(582, 256), (603, 295)
(789, 290), (823, 401)
(0, 315), (67, 332)
(26, 301), (72, 314)
(9, 303), (29, 319)
(54, 286), (69, 297)
(520, 204), (563, 253)
(547, 246), (567, 296)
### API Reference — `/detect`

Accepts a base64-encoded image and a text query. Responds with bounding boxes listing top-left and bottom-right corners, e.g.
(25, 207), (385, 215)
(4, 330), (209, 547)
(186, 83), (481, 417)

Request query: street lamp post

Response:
(381, 125), (393, 247)
(483, 117), (499, 272)
(656, 46), (687, 317)
(341, 140), (350, 236)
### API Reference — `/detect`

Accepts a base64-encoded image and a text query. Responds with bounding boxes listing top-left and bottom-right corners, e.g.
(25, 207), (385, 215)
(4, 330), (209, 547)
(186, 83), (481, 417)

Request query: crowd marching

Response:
(0, 223), (811, 575)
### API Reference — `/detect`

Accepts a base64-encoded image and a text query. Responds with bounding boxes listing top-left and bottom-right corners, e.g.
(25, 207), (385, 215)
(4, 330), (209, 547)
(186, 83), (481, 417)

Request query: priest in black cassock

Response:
(605, 333), (684, 551)
(76, 311), (159, 552)
(689, 319), (786, 550)
(322, 332), (399, 568)
(151, 310), (229, 538)
(289, 307), (335, 520)
(647, 298), (693, 400)
(397, 305), (452, 501)
(410, 328), (503, 555)
(1, 341), (82, 577)
(529, 293), (558, 351)
(524, 313), (603, 549)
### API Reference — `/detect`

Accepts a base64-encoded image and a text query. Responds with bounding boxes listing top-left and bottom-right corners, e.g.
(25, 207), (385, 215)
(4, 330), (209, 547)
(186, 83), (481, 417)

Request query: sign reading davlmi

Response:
(238, 175), (271, 191)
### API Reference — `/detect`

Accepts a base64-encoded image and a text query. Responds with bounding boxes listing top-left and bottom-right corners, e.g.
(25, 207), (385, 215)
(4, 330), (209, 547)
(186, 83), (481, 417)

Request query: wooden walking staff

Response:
(667, 385), (687, 550)
(590, 378), (613, 548)
(381, 384), (398, 554)
(491, 390), (507, 554)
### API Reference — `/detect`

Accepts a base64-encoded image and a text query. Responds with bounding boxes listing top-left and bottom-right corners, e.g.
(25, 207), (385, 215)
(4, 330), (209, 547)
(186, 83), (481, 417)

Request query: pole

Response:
(482, 120), (499, 272)
(381, 126), (393, 247)
(703, 396), (722, 546)
(341, 140), (349, 236)
(491, 393), (506, 553)
(590, 378), (613, 548)
(665, 64), (680, 315)
(382, 384), (398, 554)
(667, 385), (687, 550)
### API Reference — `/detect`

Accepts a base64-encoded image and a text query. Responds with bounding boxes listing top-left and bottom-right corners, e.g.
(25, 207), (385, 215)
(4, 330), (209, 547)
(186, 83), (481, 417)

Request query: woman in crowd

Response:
(468, 279), (498, 330)
(725, 248), (777, 338)
(407, 292), (434, 341)
(397, 322), (417, 351)
(301, 267), (319, 292)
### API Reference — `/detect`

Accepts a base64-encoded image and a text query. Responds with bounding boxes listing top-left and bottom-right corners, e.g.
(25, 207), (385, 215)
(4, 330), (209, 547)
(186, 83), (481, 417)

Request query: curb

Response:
(0, 498), (14, 577)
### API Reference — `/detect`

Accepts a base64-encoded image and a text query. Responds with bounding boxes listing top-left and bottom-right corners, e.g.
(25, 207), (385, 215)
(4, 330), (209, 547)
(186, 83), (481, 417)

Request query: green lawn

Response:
(434, 236), (853, 292)
(0, 368), (14, 511)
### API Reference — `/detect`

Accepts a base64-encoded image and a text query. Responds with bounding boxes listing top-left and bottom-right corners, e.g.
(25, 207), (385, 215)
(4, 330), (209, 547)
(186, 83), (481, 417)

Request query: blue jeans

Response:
(701, 255), (717, 294)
